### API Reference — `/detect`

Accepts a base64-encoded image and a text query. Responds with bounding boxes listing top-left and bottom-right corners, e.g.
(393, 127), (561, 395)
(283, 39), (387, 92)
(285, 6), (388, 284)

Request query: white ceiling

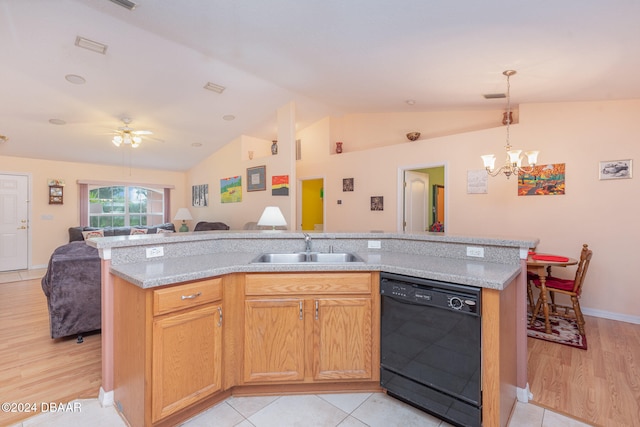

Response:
(2, 0), (639, 171)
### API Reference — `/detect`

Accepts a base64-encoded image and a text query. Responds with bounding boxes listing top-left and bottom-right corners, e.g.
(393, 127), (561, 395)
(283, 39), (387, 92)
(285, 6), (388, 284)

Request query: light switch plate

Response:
(368, 240), (381, 249)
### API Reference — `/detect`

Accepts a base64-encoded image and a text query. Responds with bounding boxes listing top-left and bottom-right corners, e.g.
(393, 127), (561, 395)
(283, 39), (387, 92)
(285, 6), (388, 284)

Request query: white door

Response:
(403, 171), (429, 232)
(0, 174), (29, 271)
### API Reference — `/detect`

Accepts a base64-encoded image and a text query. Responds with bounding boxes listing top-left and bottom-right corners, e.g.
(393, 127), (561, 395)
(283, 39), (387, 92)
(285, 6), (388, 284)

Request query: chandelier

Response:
(481, 70), (539, 178)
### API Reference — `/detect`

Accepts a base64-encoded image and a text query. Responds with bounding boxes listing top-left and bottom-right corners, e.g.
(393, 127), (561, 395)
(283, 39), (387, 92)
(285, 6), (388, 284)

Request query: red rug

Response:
(527, 312), (587, 350)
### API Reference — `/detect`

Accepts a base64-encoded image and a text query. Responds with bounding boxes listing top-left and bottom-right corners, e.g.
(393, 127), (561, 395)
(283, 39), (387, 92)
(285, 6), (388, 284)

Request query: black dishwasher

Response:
(380, 272), (482, 427)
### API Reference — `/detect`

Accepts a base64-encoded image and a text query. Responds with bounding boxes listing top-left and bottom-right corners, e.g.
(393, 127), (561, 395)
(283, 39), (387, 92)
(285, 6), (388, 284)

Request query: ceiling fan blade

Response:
(132, 130), (153, 135)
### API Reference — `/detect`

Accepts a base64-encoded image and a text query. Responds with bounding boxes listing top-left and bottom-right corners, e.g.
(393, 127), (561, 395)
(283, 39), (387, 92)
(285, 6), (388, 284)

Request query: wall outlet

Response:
(466, 246), (484, 258)
(146, 247), (164, 258)
(368, 240), (382, 249)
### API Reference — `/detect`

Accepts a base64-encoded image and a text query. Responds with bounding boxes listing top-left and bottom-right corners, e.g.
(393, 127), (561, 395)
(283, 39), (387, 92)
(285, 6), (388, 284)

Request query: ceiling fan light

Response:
(112, 135), (123, 147)
(131, 136), (142, 147)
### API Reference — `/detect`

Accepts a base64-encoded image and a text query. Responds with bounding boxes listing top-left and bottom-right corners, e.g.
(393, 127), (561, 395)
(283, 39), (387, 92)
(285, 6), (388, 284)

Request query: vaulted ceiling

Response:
(2, 0), (639, 171)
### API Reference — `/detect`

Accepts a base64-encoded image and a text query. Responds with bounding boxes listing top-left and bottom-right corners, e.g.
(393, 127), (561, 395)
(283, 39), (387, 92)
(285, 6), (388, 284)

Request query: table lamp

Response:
(257, 206), (287, 231)
(174, 208), (193, 232)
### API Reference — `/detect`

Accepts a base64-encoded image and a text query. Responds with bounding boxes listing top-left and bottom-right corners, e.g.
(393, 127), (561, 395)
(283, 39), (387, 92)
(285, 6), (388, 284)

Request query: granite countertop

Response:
(110, 250), (522, 291)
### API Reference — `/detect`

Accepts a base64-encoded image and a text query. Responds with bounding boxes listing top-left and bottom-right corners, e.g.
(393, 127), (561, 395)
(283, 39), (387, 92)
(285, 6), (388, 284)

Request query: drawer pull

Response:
(315, 300), (319, 320)
(299, 301), (303, 320)
(217, 306), (223, 327)
(181, 292), (202, 300)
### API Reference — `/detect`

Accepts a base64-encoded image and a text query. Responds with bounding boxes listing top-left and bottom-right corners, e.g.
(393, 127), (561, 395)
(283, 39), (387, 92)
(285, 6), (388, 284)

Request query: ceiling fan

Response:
(111, 118), (153, 148)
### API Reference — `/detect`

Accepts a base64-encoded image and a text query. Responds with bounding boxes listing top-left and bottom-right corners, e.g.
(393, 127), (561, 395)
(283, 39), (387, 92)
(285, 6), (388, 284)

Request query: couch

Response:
(193, 221), (230, 231)
(41, 223), (176, 340)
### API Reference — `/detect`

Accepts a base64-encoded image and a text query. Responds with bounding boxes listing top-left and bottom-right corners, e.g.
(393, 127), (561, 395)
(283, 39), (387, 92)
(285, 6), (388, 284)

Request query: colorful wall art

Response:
(220, 176), (242, 203)
(518, 163), (565, 196)
(272, 175), (289, 196)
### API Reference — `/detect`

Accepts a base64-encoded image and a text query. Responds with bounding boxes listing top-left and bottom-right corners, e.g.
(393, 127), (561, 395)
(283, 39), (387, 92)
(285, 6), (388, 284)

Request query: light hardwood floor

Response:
(527, 315), (640, 427)
(0, 277), (101, 427)
(1, 276), (638, 427)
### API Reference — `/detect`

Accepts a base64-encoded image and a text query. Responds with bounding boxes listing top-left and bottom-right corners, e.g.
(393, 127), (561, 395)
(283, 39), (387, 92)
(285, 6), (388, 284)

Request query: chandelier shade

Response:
(481, 70), (540, 178)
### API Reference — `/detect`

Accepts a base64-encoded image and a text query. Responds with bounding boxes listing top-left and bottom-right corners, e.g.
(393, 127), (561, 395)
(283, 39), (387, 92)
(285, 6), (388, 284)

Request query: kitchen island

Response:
(88, 231), (537, 427)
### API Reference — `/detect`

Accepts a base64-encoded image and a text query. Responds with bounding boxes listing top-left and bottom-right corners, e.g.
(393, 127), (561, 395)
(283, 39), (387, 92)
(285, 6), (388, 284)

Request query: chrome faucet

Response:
(303, 233), (312, 253)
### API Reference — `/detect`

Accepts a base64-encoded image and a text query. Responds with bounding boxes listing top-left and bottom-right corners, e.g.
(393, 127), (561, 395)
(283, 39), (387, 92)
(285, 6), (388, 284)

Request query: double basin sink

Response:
(252, 252), (364, 264)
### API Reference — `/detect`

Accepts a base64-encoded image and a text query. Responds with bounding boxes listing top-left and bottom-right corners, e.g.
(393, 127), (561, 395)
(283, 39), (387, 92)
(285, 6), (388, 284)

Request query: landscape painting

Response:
(220, 176), (242, 203)
(272, 175), (289, 196)
(518, 163), (565, 196)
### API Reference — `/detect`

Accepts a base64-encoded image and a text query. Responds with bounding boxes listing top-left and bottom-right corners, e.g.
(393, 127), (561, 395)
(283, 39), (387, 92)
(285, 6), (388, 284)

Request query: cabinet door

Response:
(244, 298), (305, 383)
(152, 303), (223, 422)
(313, 297), (373, 381)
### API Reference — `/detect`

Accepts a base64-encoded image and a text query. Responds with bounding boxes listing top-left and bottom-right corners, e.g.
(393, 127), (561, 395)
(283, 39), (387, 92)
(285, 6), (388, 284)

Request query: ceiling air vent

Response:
(108, 0), (137, 10)
(204, 82), (226, 94)
(483, 93), (506, 99)
(75, 36), (108, 54)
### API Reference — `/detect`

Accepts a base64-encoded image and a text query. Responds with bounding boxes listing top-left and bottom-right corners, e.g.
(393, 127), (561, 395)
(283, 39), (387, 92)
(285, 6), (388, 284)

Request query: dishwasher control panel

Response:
(380, 273), (480, 314)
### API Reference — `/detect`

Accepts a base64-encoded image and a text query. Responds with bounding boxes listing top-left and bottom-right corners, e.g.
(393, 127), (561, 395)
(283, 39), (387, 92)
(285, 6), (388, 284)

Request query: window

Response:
(88, 185), (165, 228)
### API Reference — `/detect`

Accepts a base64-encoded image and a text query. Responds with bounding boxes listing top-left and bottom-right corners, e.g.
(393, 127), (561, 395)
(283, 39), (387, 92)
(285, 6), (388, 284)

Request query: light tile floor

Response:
(10, 392), (595, 427)
(0, 268), (46, 284)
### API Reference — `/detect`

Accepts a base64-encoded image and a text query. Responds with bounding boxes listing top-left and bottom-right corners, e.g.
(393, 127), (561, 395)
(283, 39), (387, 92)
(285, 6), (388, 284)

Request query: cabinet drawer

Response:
(154, 278), (222, 316)
(245, 272), (371, 295)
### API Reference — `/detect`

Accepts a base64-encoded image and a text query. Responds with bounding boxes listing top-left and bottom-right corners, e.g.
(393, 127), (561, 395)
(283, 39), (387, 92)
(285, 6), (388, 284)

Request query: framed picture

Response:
(220, 176), (242, 203)
(599, 159), (632, 180)
(343, 178), (354, 192)
(247, 165), (266, 191)
(49, 185), (63, 204)
(371, 196), (384, 211)
(192, 184), (209, 207)
(272, 175), (289, 196)
(518, 163), (565, 196)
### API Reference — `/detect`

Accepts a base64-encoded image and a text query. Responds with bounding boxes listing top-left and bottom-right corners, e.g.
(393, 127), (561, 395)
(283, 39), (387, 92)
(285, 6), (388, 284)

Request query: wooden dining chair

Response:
(530, 244), (593, 335)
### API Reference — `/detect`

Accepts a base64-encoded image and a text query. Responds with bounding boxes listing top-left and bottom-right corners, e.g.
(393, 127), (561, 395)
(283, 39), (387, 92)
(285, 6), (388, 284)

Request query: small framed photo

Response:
(599, 159), (632, 180)
(247, 165), (266, 191)
(371, 196), (384, 211)
(343, 178), (354, 192)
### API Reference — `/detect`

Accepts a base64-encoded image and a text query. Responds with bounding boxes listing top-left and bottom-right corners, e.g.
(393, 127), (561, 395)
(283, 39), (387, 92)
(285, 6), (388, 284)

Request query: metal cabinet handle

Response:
(217, 306), (223, 327)
(299, 301), (303, 320)
(181, 292), (202, 300)
(315, 300), (319, 320)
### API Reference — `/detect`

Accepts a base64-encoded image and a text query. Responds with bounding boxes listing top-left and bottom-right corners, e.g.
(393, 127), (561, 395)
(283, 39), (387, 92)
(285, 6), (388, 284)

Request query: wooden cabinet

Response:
(114, 276), (225, 427)
(313, 297), (372, 381)
(244, 298), (305, 382)
(152, 303), (222, 422)
(243, 272), (377, 385)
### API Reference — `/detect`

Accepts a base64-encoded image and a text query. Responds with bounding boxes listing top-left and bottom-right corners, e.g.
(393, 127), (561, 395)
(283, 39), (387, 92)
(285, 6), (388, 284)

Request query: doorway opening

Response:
(298, 177), (324, 231)
(398, 164), (446, 233)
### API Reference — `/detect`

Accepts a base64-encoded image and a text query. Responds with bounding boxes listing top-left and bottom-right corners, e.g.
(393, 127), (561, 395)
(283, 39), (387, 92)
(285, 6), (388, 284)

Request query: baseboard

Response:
(516, 384), (532, 403)
(582, 307), (640, 325)
(30, 263), (48, 270)
(99, 387), (114, 407)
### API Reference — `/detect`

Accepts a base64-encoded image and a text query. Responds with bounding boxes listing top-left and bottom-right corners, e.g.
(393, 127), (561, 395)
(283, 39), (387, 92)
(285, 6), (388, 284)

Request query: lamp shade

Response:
(173, 208), (193, 221)
(257, 206), (287, 230)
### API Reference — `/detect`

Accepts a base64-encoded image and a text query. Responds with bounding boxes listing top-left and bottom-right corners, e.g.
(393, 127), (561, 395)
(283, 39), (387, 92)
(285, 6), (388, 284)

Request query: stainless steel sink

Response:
(308, 252), (363, 263)
(251, 252), (363, 264)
